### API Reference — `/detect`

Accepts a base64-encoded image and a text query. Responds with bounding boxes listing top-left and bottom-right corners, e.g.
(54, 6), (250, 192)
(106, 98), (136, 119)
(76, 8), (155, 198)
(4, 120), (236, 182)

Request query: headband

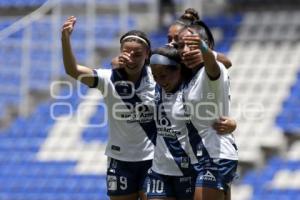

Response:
(150, 54), (178, 66)
(121, 35), (149, 47)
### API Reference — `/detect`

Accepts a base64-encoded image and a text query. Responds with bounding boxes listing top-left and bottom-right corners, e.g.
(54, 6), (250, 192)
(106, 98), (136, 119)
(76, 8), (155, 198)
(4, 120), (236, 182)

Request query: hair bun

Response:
(181, 8), (199, 21)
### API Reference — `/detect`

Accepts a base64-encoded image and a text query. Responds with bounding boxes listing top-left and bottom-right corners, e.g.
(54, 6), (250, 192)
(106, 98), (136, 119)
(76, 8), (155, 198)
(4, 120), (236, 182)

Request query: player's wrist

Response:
(199, 39), (209, 53)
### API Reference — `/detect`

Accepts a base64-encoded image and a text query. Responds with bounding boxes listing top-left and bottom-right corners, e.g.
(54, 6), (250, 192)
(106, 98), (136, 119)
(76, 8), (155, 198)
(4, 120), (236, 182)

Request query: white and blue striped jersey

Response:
(93, 67), (156, 162)
(151, 85), (198, 176)
(184, 62), (238, 161)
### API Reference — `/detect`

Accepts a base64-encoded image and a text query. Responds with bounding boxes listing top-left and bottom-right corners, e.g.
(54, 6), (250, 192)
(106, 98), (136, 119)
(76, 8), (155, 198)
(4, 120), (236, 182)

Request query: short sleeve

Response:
(92, 68), (112, 93)
(204, 62), (228, 84)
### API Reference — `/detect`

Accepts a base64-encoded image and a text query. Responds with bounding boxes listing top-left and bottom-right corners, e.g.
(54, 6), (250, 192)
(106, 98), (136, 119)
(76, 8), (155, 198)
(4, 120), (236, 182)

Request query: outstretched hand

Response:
(61, 16), (76, 38)
(182, 49), (203, 68)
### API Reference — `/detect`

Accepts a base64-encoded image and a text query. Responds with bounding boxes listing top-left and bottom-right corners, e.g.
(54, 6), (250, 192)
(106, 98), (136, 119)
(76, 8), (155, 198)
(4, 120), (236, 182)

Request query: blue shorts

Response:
(146, 169), (194, 200)
(106, 157), (152, 196)
(194, 159), (238, 192)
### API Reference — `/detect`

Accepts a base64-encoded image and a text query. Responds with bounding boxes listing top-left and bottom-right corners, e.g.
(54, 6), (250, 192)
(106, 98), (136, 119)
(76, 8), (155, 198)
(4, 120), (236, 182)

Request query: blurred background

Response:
(0, 0), (300, 199)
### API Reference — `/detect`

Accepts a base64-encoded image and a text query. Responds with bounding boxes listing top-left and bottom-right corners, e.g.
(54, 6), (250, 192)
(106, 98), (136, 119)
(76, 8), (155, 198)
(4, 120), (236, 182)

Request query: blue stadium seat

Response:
(277, 67), (300, 134)
(100, 58), (113, 69)
(0, 0), (46, 7)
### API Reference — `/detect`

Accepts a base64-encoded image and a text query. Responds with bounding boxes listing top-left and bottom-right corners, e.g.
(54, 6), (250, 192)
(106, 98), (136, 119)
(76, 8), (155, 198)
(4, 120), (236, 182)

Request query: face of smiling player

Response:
(120, 41), (149, 76)
(151, 64), (182, 93)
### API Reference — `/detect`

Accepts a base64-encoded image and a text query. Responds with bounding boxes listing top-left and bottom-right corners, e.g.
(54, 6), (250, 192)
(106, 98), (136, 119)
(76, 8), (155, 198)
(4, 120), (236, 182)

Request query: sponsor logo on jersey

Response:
(180, 157), (189, 168)
(157, 116), (180, 138)
(111, 145), (121, 153)
(120, 103), (154, 123)
(179, 176), (192, 183)
(107, 175), (117, 191)
(199, 170), (216, 182)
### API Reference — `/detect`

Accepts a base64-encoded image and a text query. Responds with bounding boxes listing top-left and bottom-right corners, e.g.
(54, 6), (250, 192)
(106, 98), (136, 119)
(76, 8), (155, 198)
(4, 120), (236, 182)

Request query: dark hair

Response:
(191, 20), (215, 49)
(120, 30), (151, 50)
(152, 46), (181, 67)
(120, 30), (151, 65)
(173, 8), (200, 27)
(178, 20), (215, 49)
(151, 46), (192, 80)
(181, 8), (200, 22)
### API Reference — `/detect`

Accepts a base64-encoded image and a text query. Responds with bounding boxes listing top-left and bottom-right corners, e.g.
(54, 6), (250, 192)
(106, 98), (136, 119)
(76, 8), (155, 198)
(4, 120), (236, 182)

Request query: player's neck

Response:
(125, 68), (143, 83)
(127, 73), (140, 83)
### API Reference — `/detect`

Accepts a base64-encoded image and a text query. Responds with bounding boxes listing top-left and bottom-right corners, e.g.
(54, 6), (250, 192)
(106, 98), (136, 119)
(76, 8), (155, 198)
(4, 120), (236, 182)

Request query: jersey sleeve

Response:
(204, 62), (231, 117)
(203, 61), (229, 90)
(91, 68), (112, 94)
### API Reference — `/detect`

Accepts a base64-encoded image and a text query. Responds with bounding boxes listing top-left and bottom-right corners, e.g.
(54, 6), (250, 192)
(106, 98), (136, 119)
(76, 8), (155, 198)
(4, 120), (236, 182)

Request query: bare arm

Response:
(182, 48), (232, 70)
(217, 53), (232, 69)
(183, 32), (220, 79)
(200, 40), (220, 79)
(61, 16), (95, 87)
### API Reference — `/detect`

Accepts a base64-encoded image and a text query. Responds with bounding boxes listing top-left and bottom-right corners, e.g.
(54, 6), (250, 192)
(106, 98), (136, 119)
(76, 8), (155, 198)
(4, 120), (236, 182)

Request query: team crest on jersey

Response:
(114, 81), (134, 97)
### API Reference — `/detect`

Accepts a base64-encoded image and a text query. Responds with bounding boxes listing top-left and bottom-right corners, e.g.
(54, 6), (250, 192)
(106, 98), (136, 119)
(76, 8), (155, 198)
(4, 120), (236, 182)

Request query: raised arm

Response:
(217, 53), (232, 69)
(199, 39), (220, 79)
(61, 16), (95, 87)
(182, 31), (220, 79)
(181, 34), (232, 69)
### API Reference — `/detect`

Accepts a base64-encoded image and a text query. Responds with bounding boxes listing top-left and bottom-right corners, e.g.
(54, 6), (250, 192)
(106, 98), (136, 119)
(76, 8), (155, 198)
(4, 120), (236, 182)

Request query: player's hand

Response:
(61, 16), (76, 39)
(182, 28), (201, 49)
(213, 116), (237, 134)
(118, 51), (134, 68)
(181, 49), (203, 68)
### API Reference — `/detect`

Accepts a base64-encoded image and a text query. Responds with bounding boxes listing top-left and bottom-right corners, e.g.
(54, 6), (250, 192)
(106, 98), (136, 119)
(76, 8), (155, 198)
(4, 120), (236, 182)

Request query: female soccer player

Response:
(164, 8), (236, 135)
(177, 22), (238, 200)
(147, 46), (195, 200)
(61, 16), (156, 200)
(168, 8), (232, 69)
(147, 45), (237, 200)
(112, 9), (236, 134)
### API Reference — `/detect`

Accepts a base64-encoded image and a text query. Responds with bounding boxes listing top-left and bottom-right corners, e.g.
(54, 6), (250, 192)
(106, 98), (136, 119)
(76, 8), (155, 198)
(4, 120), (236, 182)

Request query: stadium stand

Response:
(1, 0), (300, 199)
(0, 0), (46, 8)
(228, 10), (300, 200)
(228, 10), (300, 165)
(276, 71), (300, 135)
